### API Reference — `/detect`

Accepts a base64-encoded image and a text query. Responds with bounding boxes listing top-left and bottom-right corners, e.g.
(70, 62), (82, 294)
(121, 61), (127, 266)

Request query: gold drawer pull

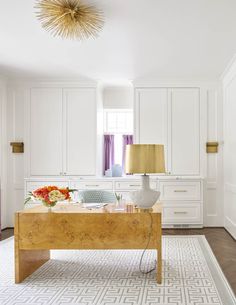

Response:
(174, 190), (187, 192)
(174, 211), (187, 214)
(85, 184), (99, 187)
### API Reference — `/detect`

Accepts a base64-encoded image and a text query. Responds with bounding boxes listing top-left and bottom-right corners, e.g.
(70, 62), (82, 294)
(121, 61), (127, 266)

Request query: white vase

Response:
(112, 164), (122, 177)
(130, 175), (160, 209)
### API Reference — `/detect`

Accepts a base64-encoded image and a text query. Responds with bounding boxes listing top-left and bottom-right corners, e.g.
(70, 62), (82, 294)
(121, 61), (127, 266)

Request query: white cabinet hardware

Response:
(174, 211), (187, 214)
(115, 181), (156, 190)
(73, 181), (113, 190)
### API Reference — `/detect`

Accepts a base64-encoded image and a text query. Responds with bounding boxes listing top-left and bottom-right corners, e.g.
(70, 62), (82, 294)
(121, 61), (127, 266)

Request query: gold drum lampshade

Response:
(125, 144), (165, 174)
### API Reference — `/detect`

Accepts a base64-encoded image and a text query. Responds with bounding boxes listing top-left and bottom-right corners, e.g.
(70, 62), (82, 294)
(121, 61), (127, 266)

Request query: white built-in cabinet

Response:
(64, 89), (96, 175)
(135, 87), (200, 175)
(30, 88), (63, 176)
(5, 80), (222, 229)
(138, 89), (168, 167)
(170, 89), (200, 175)
(25, 177), (203, 228)
(29, 87), (96, 176)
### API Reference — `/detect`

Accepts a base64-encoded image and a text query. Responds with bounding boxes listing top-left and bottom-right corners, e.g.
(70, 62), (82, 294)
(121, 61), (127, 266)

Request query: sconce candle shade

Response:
(125, 144), (165, 174)
(10, 142), (24, 153)
(206, 142), (219, 153)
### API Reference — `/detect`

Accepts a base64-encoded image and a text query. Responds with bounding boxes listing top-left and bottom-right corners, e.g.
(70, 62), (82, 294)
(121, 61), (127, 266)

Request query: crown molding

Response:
(133, 78), (219, 88)
(6, 78), (98, 89)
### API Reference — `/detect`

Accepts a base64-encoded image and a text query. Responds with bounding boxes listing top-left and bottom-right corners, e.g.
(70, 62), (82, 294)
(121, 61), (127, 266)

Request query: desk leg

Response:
(15, 248), (50, 283)
(14, 213), (50, 283)
(157, 244), (162, 284)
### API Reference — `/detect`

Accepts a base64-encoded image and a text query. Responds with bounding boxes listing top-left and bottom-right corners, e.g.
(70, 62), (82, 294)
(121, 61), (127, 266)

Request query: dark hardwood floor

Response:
(1, 227), (235, 294)
(1, 228), (14, 240)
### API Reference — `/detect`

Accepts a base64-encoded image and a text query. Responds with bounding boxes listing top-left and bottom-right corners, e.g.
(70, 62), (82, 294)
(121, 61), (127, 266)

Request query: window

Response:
(104, 109), (133, 135)
(104, 109), (133, 165)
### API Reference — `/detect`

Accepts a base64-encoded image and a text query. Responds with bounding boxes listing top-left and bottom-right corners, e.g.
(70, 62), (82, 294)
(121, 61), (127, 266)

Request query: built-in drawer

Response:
(26, 181), (69, 194)
(73, 181), (113, 190)
(159, 181), (201, 201)
(162, 204), (202, 224)
(115, 180), (157, 190)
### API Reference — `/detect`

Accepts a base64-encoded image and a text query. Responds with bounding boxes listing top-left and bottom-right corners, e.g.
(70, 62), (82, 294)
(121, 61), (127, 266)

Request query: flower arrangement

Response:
(25, 186), (76, 210)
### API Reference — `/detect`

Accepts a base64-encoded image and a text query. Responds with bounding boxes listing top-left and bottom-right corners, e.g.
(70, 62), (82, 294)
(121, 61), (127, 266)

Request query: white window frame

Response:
(103, 109), (133, 135)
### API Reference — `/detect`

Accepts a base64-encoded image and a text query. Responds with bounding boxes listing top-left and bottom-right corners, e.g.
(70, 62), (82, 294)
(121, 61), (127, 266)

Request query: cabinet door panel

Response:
(137, 88), (168, 168)
(30, 88), (63, 175)
(65, 88), (96, 175)
(171, 88), (200, 175)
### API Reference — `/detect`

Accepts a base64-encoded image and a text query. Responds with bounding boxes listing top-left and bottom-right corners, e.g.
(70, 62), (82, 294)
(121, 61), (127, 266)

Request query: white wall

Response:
(103, 86), (133, 109)
(223, 57), (236, 238)
(204, 85), (224, 226)
(96, 83), (104, 176)
(0, 77), (8, 229)
(6, 83), (25, 227)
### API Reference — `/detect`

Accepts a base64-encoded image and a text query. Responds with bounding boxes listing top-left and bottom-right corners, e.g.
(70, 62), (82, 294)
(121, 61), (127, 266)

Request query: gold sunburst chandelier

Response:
(35, 0), (104, 40)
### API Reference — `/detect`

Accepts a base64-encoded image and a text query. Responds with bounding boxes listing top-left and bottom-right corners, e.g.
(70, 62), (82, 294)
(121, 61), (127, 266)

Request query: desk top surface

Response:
(18, 203), (162, 214)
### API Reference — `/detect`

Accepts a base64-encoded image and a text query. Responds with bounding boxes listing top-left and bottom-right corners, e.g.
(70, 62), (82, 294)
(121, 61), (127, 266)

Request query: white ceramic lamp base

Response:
(130, 175), (160, 209)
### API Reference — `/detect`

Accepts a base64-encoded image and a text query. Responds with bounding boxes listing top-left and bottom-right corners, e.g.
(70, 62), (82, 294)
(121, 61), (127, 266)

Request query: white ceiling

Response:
(0, 0), (236, 82)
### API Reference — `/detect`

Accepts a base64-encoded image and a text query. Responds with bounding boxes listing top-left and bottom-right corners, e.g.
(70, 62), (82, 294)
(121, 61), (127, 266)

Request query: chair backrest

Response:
(77, 190), (116, 203)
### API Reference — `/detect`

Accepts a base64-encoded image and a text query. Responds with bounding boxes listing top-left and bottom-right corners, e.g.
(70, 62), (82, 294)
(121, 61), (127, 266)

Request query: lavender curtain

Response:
(122, 134), (133, 171)
(103, 134), (115, 174)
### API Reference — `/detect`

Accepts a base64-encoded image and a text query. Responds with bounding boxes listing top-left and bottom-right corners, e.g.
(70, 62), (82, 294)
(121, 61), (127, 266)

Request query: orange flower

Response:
(30, 186), (75, 204)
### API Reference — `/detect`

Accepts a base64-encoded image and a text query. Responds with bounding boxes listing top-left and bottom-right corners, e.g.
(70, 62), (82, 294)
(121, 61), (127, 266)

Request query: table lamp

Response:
(125, 144), (165, 208)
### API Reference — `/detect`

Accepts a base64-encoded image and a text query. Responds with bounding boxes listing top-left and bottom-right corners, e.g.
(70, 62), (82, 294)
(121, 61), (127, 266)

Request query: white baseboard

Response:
(224, 216), (236, 239)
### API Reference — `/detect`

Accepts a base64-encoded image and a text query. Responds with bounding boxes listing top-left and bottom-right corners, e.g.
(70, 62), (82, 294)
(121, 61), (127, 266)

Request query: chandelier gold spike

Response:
(35, 0), (104, 40)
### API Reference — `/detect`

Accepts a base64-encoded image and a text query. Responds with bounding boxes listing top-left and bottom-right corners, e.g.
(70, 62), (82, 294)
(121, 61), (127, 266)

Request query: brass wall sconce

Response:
(10, 142), (24, 153)
(206, 142), (218, 153)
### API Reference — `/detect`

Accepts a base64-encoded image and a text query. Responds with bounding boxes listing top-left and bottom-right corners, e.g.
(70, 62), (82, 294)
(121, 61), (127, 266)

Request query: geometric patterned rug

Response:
(0, 236), (235, 305)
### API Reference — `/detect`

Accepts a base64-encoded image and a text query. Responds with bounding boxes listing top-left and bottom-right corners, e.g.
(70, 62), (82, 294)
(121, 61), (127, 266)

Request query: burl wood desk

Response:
(15, 203), (162, 284)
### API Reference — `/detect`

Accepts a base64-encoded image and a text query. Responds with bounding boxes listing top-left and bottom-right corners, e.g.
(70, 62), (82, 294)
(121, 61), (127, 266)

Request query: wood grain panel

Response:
(15, 213), (50, 283)
(14, 204), (162, 283)
(18, 213), (160, 250)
